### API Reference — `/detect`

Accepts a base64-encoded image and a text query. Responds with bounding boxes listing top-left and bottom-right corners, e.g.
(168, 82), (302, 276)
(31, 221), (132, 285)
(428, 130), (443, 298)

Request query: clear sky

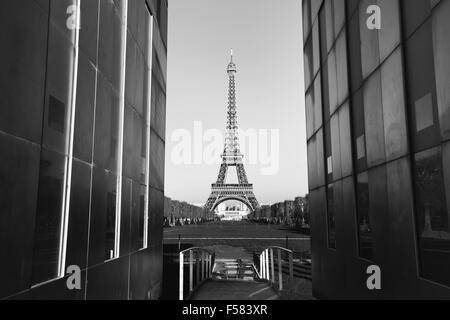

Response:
(165, 0), (307, 206)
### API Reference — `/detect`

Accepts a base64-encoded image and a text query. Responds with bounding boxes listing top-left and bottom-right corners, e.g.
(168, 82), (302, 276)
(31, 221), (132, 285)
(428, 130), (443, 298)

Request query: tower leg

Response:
(236, 163), (249, 184)
(204, 193), (218, 212)
(216, 163), (228, 184)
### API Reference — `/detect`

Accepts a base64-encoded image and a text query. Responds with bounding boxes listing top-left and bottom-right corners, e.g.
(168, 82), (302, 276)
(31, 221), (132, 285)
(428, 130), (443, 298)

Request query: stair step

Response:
(213, 258), (256, 281)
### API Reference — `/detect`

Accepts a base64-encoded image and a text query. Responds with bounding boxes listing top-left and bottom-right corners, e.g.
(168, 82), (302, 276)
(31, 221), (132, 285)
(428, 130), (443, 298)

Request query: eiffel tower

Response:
(204, 50), (260, 213)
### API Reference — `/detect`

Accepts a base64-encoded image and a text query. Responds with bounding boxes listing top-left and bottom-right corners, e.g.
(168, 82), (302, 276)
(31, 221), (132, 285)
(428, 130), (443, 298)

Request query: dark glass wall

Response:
(304, 0), (450, 298)
(0, 0), (167, 299)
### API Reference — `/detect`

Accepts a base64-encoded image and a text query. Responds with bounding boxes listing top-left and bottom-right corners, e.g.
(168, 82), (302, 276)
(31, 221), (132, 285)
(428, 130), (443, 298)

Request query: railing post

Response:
(205, 252), (208, 280)
(206, 253), (209, 278)
(207, 253), (210, 276)
(189, 250), (194, 292)
(196, 250), (200, 286)
(265, 250), (270, 280)
(259, 253), (263, 278)
(289, 251), (294, 282)
(208, 254), (211, 277)
(261, 251), (266, 279)
(201, 251), (205, 282)
(270, 248), (275, 283)
(278, 248), (283, 291)
(179, 252), (184, 300)
(208, 254), (212, 277)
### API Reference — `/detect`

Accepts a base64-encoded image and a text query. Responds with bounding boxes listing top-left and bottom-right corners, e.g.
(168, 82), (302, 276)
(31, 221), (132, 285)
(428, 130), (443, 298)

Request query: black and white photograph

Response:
(0, 0), (450, 310)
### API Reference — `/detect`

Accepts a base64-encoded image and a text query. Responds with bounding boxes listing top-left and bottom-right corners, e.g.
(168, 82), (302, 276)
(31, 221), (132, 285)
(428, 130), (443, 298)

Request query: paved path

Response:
(190, 280), (279, 300)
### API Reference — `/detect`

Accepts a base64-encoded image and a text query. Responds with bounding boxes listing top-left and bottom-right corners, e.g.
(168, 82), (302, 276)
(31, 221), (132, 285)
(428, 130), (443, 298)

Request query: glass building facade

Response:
(303, 0), (450, 298)
(0, 0), (167, 299)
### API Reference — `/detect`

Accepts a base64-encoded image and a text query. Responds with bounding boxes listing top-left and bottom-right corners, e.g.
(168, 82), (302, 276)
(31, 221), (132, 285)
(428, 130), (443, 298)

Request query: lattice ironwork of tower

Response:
(204, 50), (260, 213)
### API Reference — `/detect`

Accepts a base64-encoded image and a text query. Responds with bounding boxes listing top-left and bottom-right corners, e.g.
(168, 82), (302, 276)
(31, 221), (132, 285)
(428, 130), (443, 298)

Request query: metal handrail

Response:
(258, 246), (294, 291)
(263, 246), (293, 253)
(179, 247), (215, 300)
(179, 246), (214, 256)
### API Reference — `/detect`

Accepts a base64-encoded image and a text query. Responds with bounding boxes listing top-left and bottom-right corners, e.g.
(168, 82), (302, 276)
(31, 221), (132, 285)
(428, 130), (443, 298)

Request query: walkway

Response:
(190, 280), (279, 300)
(162, 222), (314, 300)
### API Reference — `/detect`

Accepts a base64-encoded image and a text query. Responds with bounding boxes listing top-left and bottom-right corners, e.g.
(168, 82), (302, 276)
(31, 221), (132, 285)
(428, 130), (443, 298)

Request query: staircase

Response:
(185, 256), (280, 300)
(293, 259), (312, 281)
(212, 258), (256, 281)
(270, 258), (312, 281)
(178, 246), (312, 300)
